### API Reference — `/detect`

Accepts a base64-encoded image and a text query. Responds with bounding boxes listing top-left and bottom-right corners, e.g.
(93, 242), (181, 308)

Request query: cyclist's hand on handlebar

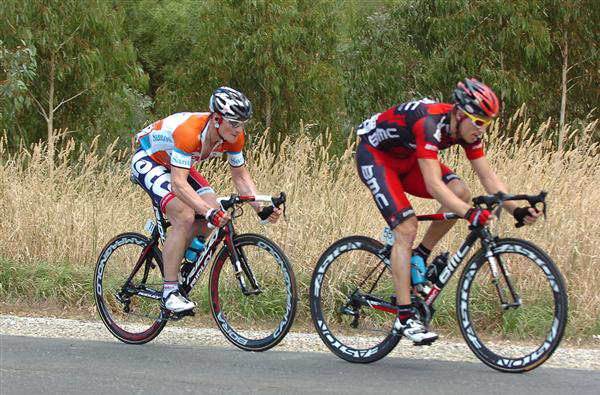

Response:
(257, 206), (282, 225)
(512, 206), (540, 227)
(206, 208), (230, 227)
(465, 208), (492, 227)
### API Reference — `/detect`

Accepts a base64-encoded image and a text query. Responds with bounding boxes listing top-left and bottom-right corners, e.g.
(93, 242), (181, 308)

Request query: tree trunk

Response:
(47, 51), (55, 171)
(265, 90), (272, 130)
(559, 32), (568, 151)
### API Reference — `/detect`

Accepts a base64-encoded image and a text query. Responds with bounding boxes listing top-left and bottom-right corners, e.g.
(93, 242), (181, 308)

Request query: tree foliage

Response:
(343, 0), (599, 137)
(0, 0), (149, 148)
(124, 0), (343, 137)
(1, 0), (598, 151)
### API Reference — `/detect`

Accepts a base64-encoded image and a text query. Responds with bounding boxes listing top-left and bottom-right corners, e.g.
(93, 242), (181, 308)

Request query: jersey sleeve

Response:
(414, 117), (442, 160)
(223, 133), (245, 167)
(462, 140), (485, 160)
(170, 123), (199, 169)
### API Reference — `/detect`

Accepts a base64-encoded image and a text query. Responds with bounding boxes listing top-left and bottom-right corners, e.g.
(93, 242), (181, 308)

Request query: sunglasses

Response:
(225, 118), (248, 129)
(464, 111), (493, 128)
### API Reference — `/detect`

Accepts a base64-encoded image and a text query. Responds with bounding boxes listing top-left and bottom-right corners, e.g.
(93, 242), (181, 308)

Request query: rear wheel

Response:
(310, 236), (400, 363)
(94, 232), (166, 344)
(209, 233), (297, 351)
(457, 238), (568, 372)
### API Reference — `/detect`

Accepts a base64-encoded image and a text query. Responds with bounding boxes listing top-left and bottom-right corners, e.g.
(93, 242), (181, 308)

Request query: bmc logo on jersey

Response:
(367, 128), (400, 147)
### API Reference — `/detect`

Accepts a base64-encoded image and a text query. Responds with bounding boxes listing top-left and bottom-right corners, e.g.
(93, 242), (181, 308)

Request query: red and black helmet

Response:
(453, 78), (499, 118)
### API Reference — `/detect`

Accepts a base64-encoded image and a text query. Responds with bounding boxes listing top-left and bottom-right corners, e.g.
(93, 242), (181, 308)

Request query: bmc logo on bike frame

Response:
(438, 242), (471, 284)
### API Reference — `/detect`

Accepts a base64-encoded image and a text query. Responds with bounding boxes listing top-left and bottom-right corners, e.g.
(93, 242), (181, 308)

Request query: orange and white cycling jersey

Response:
(135, 112), (245, 169)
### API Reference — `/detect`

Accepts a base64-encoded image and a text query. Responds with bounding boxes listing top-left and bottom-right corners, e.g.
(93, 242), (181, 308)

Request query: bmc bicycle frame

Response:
(421, 228), (482, 306)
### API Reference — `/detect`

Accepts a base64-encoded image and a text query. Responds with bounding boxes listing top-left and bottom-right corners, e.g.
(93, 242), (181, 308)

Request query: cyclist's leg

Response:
(162, 199), (199, 282)
(402, 163), (471, 252)
(356, 143), (437, 344)
(356, 143), (415, 304)
(162, 171), (219, 284)
(390, 218), (417, 306)
(187, 166), (217, 239)
(131, 150), (210, 311)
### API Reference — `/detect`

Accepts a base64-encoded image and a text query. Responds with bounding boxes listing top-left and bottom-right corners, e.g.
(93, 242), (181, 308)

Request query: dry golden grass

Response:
(1, 110), (599, 337)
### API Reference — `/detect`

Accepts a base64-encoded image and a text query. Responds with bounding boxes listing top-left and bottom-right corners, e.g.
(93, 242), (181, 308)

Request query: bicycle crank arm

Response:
(122, 285), (162, 300)
(349, 294), (398, 314)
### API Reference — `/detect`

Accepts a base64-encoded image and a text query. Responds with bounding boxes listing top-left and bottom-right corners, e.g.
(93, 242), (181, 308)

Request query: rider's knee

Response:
(171, 207), (197, 231)
(392, 217), (418, 247)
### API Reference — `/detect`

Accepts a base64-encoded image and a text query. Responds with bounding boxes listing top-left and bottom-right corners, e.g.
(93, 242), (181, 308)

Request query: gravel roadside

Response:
(1, 314), (599, 371)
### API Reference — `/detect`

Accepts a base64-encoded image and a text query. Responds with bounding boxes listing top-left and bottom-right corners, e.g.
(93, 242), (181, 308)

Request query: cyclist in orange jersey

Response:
(131, 87), (282, 313)
(355, 78), (541, 344)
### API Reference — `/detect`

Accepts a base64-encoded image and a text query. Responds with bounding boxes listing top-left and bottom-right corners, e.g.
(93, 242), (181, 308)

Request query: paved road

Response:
(1, 335), (599, 395)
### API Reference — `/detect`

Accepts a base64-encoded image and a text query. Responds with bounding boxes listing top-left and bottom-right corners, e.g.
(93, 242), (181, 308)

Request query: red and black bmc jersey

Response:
(357, 98), (484, 161)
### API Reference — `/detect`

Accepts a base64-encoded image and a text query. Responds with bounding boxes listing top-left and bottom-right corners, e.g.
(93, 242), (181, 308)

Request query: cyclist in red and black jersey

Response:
(356, 78), (540, 345)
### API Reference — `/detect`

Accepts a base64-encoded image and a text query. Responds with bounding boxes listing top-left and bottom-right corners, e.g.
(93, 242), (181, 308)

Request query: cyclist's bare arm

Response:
(469, 157), (540, 224)
(171, 165), (221, 218)
(229, 164), (282, 223)
(418, 158), (471, 216)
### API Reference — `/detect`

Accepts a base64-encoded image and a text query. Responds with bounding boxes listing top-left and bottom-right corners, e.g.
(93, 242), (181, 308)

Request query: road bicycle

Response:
(310, 192), (567, 372)
(94, 188), (297, 351)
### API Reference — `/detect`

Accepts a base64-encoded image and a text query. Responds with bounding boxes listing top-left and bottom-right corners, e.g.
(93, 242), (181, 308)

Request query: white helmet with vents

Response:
(209, 87), (253, 121)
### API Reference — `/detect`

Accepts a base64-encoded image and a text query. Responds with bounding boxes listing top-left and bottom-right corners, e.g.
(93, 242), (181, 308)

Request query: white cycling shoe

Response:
(161, 291), (196, 313)
(393, 317), (438, 345)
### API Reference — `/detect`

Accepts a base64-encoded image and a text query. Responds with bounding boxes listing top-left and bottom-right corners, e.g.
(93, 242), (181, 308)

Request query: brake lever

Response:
(515, 191), (547, 228)
(258, 192), (287, 221)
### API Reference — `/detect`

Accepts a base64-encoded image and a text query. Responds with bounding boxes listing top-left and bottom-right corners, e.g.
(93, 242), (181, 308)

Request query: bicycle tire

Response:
(456, 238), (568, 373)
(209, 233), (297, 351)
(94, 232), (167, 344)
(310, 236), (401, 363)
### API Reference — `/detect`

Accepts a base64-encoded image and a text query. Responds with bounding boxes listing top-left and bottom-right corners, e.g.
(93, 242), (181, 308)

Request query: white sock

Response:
(162, 281), (178, 298)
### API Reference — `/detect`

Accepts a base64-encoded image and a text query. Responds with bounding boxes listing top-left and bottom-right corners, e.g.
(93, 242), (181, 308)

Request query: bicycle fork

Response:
(224, 228), (262, 296)
(482, 241), (522, 310)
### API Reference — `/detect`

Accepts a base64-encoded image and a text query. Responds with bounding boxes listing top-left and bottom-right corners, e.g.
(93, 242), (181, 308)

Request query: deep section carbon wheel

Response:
(456, 238), (568, 372)
(94, 232), (166, 344)
(310, 236), (401, 363)
(209, 233), (297, 351)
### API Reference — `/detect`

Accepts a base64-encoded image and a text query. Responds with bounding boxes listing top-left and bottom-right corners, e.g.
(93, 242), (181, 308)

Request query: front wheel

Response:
(310, 236), (400, 363)
(456, 238), (568, 372)
(209, 233), (297, 351)
(94, 232), (167, 344)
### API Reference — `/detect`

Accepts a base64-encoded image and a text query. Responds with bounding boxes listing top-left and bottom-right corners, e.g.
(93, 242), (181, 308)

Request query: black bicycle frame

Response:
(422, 227), (483, 305)
(350, 191), (546, 315)
(179, 213), (262, 296)
(357, 224), (487, 317)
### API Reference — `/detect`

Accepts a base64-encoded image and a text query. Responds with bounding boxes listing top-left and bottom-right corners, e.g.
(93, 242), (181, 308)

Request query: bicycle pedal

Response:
(168, 309), (196, 321)
(412, 339), (436, 347)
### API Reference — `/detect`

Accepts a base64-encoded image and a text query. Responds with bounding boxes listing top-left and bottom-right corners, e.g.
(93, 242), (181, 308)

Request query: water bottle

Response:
(410, 255), (427, 285)
(425, 252), (449, 283)
(184, 236), (206, 264)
